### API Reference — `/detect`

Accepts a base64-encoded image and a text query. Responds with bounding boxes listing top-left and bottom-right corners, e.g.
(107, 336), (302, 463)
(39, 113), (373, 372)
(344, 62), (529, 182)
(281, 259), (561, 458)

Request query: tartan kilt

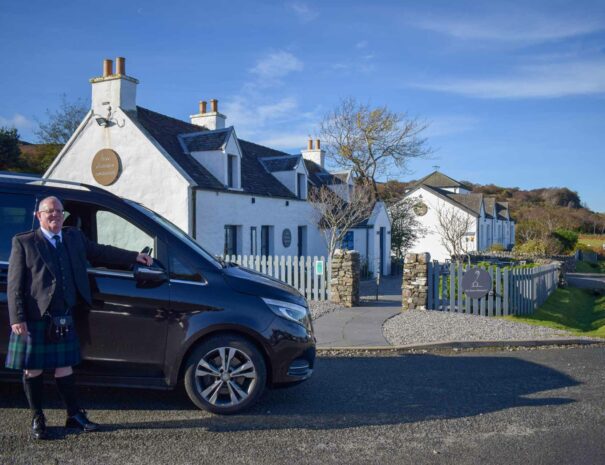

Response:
(5, 319), (81, 370)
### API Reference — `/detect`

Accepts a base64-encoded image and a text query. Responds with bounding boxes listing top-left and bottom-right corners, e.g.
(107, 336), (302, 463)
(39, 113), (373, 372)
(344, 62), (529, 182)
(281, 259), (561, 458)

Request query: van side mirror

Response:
(133, 263), (168, 288)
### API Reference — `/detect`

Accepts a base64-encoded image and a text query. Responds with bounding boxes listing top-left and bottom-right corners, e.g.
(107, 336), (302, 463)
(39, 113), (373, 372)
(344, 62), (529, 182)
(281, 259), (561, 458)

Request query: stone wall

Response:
(330, 249), (360, 307)
(402, 252), (430, 311)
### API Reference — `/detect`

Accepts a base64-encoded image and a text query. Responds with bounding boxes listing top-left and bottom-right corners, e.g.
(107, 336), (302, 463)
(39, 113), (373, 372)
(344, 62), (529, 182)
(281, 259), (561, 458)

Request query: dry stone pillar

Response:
(330, 249), (360, 307)
(402, 252), (430, 311)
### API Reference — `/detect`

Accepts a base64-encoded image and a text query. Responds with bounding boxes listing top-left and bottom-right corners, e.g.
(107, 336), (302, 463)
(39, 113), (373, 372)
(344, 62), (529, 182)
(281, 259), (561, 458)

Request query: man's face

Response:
(36, 198), (64, 234)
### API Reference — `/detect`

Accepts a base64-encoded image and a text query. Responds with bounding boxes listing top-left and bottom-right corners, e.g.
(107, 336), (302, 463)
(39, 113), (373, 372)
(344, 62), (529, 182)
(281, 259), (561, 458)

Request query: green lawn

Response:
(503, 286), (605, 338)
(578, 234), (605, 249)
(575, 260), (605, 274)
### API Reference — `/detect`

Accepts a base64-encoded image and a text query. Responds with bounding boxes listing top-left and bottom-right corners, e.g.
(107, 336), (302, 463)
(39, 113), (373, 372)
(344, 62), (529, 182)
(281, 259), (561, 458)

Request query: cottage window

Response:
(261, 225), (273, 256)
(340, 231), (354, 250)
(227, 155), (237, 188)
(224, 225), (238, 256)
(297, 173), (306, 199)
(250, 227), (257, 255)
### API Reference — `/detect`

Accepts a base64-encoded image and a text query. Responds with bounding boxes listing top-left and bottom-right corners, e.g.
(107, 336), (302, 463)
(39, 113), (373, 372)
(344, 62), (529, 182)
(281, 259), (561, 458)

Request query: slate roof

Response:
(449, 193), (484, 216)
(496, 202), (510, 220)
(179, 127), (232, 152)
(303, 159), (343, 187)
(259, 155), (301, 172)
(136, 106), (224, 190)
(483, 197), (496, 219)
(414, 171), (472, 191)
(135, 106), (296, 198)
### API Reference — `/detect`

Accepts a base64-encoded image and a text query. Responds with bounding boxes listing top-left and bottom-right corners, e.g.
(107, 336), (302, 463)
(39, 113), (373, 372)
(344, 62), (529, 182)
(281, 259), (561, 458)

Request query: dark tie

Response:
(53, 234), (62, 249)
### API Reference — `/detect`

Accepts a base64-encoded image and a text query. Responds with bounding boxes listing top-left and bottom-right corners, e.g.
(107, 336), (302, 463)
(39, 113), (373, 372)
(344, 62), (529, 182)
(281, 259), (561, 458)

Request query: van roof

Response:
(0, 172), (119, 199)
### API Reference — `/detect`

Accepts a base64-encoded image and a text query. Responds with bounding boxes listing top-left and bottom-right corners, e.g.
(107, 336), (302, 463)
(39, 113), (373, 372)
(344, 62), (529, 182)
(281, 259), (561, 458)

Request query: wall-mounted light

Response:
(95, 117), (110, 127)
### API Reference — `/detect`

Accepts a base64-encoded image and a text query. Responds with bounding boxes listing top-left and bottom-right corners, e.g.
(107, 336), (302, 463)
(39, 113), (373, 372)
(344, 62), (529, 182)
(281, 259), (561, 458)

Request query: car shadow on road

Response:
(0, 353), (579, 433)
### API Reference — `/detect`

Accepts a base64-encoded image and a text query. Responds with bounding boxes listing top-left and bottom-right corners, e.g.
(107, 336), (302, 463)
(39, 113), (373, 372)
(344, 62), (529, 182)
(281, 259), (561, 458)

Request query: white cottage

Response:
(396, 171), (515, 261)
(45, 58), (391, 275)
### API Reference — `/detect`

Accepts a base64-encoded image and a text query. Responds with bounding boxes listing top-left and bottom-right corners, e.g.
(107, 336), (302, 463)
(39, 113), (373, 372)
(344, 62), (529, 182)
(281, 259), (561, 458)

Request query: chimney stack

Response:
(190, 98), (227, 130)
(116, 56), (126, 75)
(91, 57), (139, 113)
(103, 59), (113, 77)
(302, 137), (325, 168)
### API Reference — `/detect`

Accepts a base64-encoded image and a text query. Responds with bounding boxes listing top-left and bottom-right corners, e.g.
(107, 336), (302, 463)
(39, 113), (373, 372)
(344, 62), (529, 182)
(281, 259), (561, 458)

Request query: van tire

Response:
(183, 335), (266, 414)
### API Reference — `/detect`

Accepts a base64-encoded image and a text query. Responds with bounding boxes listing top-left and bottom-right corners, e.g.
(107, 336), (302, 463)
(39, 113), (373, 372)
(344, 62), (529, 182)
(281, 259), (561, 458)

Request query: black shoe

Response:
(65, 410), (99, 432)
(31, 413), (48, 440)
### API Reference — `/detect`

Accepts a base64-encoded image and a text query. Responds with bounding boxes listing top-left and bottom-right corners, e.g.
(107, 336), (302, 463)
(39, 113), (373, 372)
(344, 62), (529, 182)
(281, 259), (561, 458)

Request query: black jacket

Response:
(7, 227), (138, 325)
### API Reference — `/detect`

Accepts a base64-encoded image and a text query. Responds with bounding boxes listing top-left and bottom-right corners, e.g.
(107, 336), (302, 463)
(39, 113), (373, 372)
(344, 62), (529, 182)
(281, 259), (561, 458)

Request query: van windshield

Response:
(125, 200), (222, 270)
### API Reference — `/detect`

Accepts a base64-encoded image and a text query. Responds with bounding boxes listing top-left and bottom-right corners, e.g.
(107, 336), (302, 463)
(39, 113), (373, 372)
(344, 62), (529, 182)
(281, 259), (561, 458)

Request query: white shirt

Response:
(40, 227), (62, 248)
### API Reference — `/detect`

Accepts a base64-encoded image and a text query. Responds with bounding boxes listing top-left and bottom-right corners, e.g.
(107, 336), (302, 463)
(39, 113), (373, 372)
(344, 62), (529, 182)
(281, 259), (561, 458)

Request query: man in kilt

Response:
(6, 196), (152, 439)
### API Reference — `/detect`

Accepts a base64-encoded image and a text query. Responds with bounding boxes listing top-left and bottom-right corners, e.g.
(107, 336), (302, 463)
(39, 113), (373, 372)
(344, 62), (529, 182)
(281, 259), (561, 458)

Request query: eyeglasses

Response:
(39, 208), (64, 215)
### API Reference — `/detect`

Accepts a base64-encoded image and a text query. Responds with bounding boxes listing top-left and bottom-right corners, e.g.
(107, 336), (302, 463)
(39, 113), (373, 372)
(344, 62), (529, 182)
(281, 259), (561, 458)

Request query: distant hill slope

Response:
(377, 179), (604, 235)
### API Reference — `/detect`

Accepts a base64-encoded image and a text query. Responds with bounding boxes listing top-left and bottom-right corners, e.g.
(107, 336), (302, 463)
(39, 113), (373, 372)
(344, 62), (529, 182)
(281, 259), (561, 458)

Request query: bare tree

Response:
(434, 202), (475, 261)
(35, 94), (88, 144)
(320, 97), (430, 198)
(308, 183), (374, 259)
(389, 198), (426, 259)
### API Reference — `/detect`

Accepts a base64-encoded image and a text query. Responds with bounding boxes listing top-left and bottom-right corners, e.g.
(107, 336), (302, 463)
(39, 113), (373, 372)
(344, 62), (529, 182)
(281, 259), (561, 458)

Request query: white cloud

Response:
(287, 2), (319, 23)
(413, 10), (604, 43)
(415, 60), (605, 99)
(425, 115), (479, 137)
(356, 40), (368, 49)
(0, 113), (35, 138)
(250, 51), (304, 81)
(257, 132), (313, 151)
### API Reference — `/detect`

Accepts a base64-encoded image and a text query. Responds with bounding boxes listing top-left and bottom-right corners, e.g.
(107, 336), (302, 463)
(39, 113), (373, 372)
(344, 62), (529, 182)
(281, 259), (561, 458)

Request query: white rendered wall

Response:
(195, 190), (328, 258)
(45, 109), (192, 233)
(368, 203), (392, 275)
(192, 149), (227, 187)
(405, 188), (478, 261)
(91, 77), (137, 115)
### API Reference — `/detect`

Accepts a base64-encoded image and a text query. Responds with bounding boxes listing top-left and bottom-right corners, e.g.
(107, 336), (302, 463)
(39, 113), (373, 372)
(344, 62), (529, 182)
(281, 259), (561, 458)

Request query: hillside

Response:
(376, 179), (605, 238)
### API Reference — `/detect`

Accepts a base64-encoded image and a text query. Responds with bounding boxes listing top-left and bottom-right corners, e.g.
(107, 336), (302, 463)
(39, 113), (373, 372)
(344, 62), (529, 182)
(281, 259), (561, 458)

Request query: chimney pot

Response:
(316, 139), (321, 150)
(103, 59), (113, 77)
(116, 57), (126, 75)
(199, 100), (207, 114)
(210, 99), (218, 112)
(308, 138), (313, 150)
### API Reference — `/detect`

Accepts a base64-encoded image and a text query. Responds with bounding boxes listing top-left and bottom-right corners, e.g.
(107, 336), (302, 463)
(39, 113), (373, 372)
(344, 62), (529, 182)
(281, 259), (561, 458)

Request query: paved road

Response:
(567, 272), (605, 289)
(1, 346), (604, 465)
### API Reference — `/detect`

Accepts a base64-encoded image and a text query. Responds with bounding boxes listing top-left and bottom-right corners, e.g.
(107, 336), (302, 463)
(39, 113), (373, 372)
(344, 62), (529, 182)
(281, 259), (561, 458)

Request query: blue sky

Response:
(1, 0), (604, 212)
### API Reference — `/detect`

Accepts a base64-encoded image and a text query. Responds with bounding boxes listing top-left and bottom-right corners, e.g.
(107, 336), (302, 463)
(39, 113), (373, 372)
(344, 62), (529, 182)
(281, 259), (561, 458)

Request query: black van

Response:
(0, 173), (315, 414)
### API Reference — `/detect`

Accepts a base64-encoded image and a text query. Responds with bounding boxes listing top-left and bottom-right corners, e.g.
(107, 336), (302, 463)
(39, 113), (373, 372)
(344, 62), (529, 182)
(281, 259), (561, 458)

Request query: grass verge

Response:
(503, 286), (605, 338)
(575, 260), (605, 274)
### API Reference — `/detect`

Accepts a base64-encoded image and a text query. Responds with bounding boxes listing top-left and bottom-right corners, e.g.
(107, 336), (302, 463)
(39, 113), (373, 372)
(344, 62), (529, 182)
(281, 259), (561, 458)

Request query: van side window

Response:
(95, 210), (155, 260)
(170, 255), (204, 283)
(0, 194), (36, 261)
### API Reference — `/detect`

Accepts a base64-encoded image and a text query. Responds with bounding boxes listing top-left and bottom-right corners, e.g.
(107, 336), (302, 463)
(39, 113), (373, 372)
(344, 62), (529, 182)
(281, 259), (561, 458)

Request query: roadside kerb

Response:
(316, 338), (605, 354)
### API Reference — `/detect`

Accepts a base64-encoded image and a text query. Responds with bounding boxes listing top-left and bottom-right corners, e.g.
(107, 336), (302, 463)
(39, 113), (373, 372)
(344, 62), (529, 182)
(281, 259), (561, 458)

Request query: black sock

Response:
(55, 374), (80, 416)
(23, 374), (44, 417)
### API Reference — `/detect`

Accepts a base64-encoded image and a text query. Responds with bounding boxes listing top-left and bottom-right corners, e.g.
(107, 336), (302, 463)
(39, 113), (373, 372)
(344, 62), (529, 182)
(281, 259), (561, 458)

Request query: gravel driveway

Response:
(383, 309), (599, 346)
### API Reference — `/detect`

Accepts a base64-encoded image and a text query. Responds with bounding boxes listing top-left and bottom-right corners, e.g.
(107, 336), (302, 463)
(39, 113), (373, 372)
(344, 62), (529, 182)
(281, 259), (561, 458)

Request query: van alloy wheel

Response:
(195, 346), (257, 407)
(184, 335), (266, 414)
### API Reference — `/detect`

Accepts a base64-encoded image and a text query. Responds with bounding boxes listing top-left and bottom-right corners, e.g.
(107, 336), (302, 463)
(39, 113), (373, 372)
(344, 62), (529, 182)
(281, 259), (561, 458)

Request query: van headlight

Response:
(262, 298), (309, 327)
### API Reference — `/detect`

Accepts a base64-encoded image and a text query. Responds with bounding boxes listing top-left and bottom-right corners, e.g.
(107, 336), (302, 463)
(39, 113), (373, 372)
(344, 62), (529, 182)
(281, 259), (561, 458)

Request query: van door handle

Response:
(154, 308), (169, 321)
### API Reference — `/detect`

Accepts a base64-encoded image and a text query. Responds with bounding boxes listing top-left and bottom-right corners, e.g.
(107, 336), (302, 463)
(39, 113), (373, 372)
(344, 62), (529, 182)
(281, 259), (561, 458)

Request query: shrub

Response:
(513, 239), (547, 255)
(488, 243), (505, 252)
(552, 228), (579, 253)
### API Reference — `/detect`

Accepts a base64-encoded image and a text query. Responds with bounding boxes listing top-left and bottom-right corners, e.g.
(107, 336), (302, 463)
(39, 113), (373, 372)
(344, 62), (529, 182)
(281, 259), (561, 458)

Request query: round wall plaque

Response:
(282, 229), (292, 248)
(91, 149), (121, 186)
(461, 268), (493, 299)
(413, 201), (428, 216)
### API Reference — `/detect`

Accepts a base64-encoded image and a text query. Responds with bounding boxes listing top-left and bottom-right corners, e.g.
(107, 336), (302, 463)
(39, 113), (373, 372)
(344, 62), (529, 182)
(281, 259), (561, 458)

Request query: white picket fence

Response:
(428, 263), (559, 316)
(222, 255), (330, 301)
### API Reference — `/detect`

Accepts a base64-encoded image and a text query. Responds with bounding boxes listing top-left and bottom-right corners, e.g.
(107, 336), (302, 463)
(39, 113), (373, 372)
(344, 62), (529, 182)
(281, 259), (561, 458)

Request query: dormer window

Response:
(297, 173), (307, 199)
(228, 154), (237, 188)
